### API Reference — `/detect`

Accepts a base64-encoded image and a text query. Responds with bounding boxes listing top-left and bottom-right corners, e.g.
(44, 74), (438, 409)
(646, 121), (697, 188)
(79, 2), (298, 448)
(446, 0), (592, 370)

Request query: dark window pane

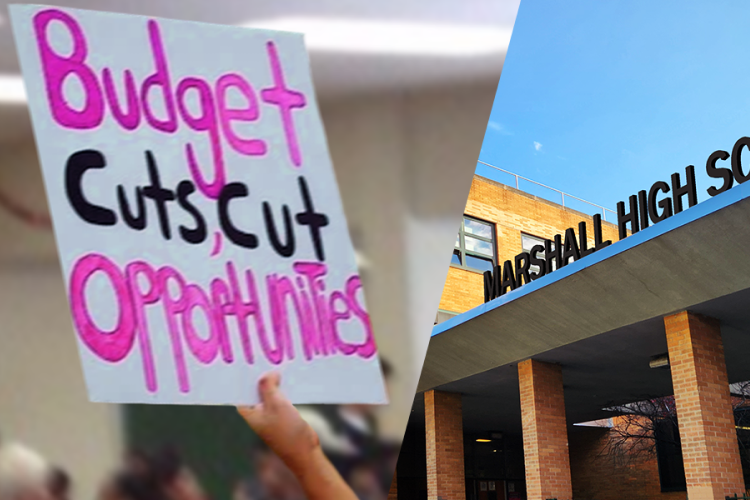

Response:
(466, 254), (493, 273)
(655, 419), (686, 492)
(451, 250), (462, 265)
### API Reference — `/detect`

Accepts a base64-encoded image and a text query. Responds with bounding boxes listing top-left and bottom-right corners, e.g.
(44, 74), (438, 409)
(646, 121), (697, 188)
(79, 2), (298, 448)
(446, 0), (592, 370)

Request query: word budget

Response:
(70, 254), (375, 393)
(34, 8), (306, 198)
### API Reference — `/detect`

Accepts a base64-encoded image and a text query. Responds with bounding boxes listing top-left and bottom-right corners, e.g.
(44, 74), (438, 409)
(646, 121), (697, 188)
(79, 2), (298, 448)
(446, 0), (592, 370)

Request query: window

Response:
(654, 419), (687, 492)
(452, 216), (496, 273)
(521, 232), (558, 274)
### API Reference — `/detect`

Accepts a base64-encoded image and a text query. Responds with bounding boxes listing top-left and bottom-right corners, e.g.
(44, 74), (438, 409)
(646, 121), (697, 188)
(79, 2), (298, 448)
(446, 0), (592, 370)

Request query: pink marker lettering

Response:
(328, 290), (358, 356)
(260, 42), (306, 168)
(209, 278), (237, 363)
(156, 266), (191, 392)
(264, 274), (297, 364)
(181, 284), (221, 364)
(223, 261), (270, 364)
(346, 275), (377, 358)
(141, 20), (178, 133)
(69, 254), (135, 362)
(33, 9), (104, 129)
(293, 262), (333, 355)
(216, 73), (267, 156)
(177, 76), (225, 199)
(125, 261), (160, 392)
(102, 68), (140, 130)
(296, 275), (325, 359)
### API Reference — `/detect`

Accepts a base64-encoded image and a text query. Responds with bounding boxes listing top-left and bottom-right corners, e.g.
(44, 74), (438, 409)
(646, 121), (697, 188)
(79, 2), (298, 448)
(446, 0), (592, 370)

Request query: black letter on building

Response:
(706, 149), (733, 196)
(638, 190), (650, 230)
(500, 260), (516, 295)
(561, 227), (581, 266)
(593, 214), (611, 251)
(483, 265), (501, 303)
(732, 137), (750, 184)
(648, 181), (672, 223)
(616, 194), (639, 240)
(514, 252), (531, 287)
(65, 150), (116, 226)
(545, 235), (562, 273)
(671, 165), (697, 214)
(529, 245), (546, 280)
(578, 221), (594, 258)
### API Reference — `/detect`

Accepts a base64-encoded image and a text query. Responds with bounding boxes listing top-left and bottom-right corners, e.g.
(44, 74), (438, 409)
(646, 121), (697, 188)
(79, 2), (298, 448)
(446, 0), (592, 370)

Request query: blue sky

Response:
(477, 0), (750, 217)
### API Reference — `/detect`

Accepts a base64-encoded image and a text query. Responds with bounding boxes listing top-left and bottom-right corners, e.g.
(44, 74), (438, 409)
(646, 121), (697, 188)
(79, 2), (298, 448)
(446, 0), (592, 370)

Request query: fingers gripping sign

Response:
(237, 372), (319, 468)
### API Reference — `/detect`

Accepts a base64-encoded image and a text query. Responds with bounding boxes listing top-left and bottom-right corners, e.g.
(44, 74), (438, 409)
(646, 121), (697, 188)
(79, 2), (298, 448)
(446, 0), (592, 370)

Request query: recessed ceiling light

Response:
(0, 75), (27, 104)
(245, 17), (511, 57)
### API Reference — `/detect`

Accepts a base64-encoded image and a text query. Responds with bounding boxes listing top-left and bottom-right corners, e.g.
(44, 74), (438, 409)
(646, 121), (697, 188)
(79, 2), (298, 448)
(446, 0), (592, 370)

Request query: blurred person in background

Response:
(347, 460), (384, 500)
(296, 359), (398, 496)
(46, 467), (71, 500)
(233, 446), (304, 500)
(0, 441), (52, 500)
(99, 447), (207, 500)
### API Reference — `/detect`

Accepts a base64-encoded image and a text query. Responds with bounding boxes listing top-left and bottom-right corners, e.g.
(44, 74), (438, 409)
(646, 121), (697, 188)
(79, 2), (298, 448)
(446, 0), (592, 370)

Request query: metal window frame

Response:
(452, 215), (496, 273)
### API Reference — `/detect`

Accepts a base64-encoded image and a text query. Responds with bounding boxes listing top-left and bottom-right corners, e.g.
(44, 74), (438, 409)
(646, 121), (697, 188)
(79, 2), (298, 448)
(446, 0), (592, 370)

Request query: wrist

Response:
(286, 444), (326, 481)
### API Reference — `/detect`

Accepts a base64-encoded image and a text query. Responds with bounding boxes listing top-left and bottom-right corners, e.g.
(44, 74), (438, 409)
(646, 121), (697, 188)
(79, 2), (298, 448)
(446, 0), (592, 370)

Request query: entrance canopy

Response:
(416, 182), (750, 435)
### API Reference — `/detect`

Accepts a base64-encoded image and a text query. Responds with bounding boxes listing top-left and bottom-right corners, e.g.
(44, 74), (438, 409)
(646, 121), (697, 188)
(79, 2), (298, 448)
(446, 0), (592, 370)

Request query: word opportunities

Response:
(70, 256), (374, 393)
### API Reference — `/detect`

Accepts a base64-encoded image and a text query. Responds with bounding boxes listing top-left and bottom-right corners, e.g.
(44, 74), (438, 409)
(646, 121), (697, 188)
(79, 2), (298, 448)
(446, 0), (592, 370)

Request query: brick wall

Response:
(425, 390), (466, 500)
(664, 311), (746, 499)
(439, 175), (620, 314)
(569, 423), (686, 500)
(518, 359), (572, 500)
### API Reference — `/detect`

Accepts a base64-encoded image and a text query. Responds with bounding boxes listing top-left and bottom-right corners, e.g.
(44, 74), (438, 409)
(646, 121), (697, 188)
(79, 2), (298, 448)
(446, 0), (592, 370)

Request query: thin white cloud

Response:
(487, 121), (513, 136)
(534, 141), (543, 151)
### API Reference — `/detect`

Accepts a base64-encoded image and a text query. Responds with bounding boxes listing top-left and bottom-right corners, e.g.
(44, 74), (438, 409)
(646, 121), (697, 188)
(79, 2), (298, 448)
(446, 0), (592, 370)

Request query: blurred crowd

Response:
(0, 362), (399, 500)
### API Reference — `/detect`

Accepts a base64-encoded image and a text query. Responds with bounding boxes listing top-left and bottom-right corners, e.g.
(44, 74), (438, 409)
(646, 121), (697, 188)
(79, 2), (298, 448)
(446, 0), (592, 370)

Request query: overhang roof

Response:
(419, 182), (750, 393)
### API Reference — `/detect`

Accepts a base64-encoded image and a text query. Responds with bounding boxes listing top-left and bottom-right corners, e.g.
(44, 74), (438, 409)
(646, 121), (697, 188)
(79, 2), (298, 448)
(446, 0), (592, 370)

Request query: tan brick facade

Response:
(425, 390), (466, 500)
(570, 423), (686, 500)
(664, 311), (745, 499)
(518, 359), (573, 500)
(439, 176), (620, 314)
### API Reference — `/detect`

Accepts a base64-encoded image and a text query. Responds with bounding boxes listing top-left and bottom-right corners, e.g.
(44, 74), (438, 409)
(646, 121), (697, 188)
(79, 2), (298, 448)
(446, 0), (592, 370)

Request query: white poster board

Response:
(10, 4), (387, 405)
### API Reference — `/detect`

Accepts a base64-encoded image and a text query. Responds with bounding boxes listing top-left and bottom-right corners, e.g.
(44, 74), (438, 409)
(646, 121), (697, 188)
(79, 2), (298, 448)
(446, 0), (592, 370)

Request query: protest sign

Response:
(9, 4), (387, 405)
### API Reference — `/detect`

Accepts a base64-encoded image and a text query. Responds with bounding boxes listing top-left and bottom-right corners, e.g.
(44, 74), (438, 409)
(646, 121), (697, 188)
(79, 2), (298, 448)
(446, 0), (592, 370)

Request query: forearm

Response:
(288, 447), (357, 500)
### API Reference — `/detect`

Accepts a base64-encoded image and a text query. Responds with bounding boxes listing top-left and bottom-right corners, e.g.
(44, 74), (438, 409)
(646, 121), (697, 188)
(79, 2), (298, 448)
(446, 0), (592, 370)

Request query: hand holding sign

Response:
(238, 372), (358, 500)
(10, 4), (387, 405)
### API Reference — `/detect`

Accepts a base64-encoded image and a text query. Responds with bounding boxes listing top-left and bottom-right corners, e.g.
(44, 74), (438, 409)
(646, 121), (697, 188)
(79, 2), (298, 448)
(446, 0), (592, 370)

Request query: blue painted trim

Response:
(431, 181), (750, 337)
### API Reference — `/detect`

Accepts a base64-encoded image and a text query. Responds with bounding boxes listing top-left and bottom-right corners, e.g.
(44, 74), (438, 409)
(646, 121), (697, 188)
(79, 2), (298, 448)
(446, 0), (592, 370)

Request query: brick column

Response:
(665, 311), (745, 499)
(425, 390), (465, 500)
(387, 473), (397, 500)
(518, 359), (572, 500)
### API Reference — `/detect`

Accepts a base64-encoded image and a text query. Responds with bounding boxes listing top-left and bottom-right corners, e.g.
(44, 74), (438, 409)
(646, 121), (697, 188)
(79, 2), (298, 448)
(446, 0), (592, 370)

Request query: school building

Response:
(391, 174), (750, 500)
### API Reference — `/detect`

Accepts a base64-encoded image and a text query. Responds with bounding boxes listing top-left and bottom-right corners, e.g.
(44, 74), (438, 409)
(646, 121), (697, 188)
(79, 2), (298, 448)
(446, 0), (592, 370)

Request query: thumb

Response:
(258, 372), (282, 404)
